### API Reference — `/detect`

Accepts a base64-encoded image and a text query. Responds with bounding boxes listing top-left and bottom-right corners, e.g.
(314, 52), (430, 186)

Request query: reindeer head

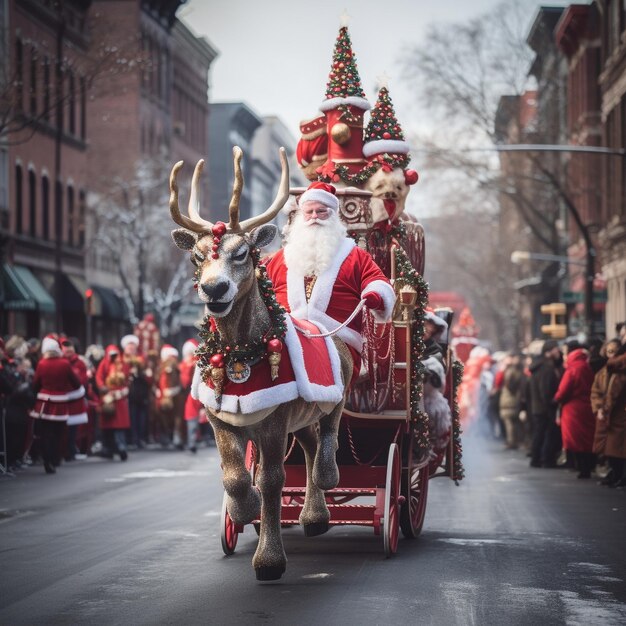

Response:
(169, 147), (289, 318)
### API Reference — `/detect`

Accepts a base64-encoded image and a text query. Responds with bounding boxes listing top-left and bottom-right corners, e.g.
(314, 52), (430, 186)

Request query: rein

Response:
(294, 299), (367, 339)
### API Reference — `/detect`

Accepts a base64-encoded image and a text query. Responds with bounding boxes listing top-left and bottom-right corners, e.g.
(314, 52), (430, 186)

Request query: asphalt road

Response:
(1, 433), (626, 626)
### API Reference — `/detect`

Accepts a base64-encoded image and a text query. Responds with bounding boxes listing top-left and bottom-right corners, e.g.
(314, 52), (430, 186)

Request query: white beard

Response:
(283, 210), (347, 276)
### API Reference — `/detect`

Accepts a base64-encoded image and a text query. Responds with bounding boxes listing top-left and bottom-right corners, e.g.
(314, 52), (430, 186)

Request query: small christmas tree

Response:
(364, 87), (406, 143)
(324, 27), (366, 100)
(362, 86), (411, 170)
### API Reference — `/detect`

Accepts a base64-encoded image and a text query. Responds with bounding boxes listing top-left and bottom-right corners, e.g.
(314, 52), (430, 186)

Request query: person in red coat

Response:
(95, 344), (131, 461)
(554, 348), (596, 478)
(265, 181), (395, 380)
(30, 336), (84, 474)
(60, 337), (89, 460)
(180, 338), (205, 453)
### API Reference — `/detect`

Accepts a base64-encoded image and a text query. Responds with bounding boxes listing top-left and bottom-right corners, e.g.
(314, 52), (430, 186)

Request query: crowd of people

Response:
(0, 333), (213, 475)
(475, 322), (626, 486)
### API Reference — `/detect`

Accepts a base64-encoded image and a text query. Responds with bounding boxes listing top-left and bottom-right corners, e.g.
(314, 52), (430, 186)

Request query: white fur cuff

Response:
(362, 280), (396, 323)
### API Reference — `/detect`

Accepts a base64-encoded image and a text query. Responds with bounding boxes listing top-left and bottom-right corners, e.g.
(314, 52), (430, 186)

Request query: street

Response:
(1, 434), (626, 626)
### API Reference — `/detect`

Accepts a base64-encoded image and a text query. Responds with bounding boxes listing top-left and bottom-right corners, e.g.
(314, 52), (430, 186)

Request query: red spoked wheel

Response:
(383, 442), (401, 558)
(220, 440), (257, 554)
(400, 429), (429, 539)
(220, 490), (241, 555)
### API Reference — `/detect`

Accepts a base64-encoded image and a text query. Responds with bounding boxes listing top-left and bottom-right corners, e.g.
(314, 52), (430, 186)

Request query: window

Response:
(15, 39), (23, 111)
(55, 180), (62, 242)
(28, 168), (36, 237)
(30, 46), (37, 116)
(43, 57), (50, 122)
(80, 77), (86, 139)
(67, 184), (74, 246)
(42, 175), (49, 240)
(78, 189), (86, 247)
(68, 71), (75, 135)
(15, 164), (23, 234)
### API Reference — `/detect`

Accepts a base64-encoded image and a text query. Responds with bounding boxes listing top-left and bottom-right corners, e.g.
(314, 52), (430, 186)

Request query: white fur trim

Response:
(120, 334), (139, 349)
(362, 279), (396, 323)
(299, 189), (339, 211)
(362, 139), (410, 157)
(42, 337), (61, 355)
(67, 412), (88, 425)
(422, 356), (446, 394)
(30, 411), (68, 421)
(319, 96), (371, 112)
(161, 346), (179, 361)
(190, 319), (343, 418)
(37, 385), (86, 402)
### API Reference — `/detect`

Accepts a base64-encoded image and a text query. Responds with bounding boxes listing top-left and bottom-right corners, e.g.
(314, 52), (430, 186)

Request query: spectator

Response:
(588, 336), (607, 374)
(122, 334), (150, 449)
(95, 345), (131, 461)
(529, 339), (563, 468)
(591, 338), (626, 487)
(180, 339), (203, 453)
(554, 347), (596, 479)
(499, 354), (525, 450)
(60, 337), (89, 461)
(30, 336), (84, 474)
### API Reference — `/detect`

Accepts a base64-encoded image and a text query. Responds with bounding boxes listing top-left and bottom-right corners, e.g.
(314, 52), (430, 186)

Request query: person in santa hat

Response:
(179, 338), (207, 453)
(265, 181), (395, 381)
(30, 335), (85, 473)
(122, 334), (150, 449)
(155, 344), (184, 449)
(95, 344), (131, 460)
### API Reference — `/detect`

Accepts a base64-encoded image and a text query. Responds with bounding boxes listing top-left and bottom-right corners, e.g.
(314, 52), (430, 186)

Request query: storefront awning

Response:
(2, 264), (55, 313)
(93, 285), (127, 319)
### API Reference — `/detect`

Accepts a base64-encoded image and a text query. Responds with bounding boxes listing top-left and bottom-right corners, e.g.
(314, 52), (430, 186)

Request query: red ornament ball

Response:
(383, 132), (391, 139)
(404, 169), (419, 185)
(267, 338), (283, 353)
(212, 222), (227, 237)
(210, 354), (224, 368)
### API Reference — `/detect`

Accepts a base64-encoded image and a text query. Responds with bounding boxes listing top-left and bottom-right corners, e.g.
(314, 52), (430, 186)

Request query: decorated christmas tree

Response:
(362, 86), (411, 169)
(325, 26), (366, 100)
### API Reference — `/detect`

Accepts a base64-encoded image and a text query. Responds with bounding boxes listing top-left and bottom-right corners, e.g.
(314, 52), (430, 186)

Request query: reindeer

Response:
(169, 147), (353, 581)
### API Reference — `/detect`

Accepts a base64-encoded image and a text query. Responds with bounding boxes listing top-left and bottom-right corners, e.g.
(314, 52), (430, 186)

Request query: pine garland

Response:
(451, 359), (465, 483)
(321, 152), (411, 186)
(394, 247), (430, 450)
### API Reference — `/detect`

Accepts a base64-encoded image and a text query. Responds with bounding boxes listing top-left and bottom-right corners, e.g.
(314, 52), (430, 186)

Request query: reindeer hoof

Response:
(255, 565), (286, 581)
(303, 521), (330, 537)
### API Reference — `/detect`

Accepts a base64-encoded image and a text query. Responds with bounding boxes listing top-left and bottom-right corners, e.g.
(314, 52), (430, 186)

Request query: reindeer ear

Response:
(171, 229), (197, 251)
(248, 224), (277, 249)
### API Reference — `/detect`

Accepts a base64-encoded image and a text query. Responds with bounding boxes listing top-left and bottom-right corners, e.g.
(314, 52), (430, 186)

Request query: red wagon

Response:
(220, 209), (464, 557)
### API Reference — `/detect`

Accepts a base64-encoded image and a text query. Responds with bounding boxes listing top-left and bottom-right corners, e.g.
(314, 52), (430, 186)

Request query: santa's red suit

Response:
(30, 356), (85, 421)
(66, 353), (89, 425)
(265, 238), (395, 373)
(180, 356), (203, 422)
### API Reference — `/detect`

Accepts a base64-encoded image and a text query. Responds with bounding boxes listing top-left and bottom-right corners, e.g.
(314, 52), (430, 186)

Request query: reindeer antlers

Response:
(169, 146), (290, 235)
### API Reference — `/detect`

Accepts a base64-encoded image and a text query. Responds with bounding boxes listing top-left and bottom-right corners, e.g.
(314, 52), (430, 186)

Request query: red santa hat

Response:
(42, 336), (62, 355)
(161, 344), (179, 361)
(121, 334), (140, 350)
(298, 182), (339, 211)
(182, 338), (199, 359)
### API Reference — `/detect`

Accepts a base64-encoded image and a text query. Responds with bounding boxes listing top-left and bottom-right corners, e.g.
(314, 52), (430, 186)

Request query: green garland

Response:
(451, 359), (465, 483)
(394, 247), (430, 450)
(195, 252), (288, 375)
(322, 152), (411, 186)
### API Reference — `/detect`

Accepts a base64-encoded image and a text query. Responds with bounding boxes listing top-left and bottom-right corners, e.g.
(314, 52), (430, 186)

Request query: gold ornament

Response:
(331, 122), (351, 145)
(268, 352), (281, 381)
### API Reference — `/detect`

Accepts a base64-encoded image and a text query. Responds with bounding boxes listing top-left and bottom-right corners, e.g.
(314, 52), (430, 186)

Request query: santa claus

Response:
(265, 181), (396, 376)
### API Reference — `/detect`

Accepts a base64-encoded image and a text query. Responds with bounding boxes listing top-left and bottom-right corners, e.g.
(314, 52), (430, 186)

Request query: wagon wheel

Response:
(400, 428), (429, 539)
(220, 491), (241, 555)
(221, 440), (257, 553)
(383, 442), (401, 558)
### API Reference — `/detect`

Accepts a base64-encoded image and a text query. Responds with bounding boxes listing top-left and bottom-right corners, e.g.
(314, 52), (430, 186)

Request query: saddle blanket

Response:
(191, 316), (344, 415)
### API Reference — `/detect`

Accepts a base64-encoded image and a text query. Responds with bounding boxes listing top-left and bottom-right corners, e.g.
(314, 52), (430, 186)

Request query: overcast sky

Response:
(180, 0), (570, 140)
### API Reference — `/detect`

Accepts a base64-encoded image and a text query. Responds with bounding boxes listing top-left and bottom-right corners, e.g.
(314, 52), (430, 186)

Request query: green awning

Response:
(2, 264), (56, 313)
(93, 285), (127, 319)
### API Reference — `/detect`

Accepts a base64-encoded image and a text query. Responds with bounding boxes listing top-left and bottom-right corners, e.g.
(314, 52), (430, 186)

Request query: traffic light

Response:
(85, 288), (93, 316)
(540, 302), (567, 339)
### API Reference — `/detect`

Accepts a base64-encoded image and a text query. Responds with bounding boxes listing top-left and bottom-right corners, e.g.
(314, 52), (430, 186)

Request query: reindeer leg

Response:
(253, 428), (288, 581)
(294, 425), (331, 537)
(211, 418), (260, 525)
(312, 402), (343, 491)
